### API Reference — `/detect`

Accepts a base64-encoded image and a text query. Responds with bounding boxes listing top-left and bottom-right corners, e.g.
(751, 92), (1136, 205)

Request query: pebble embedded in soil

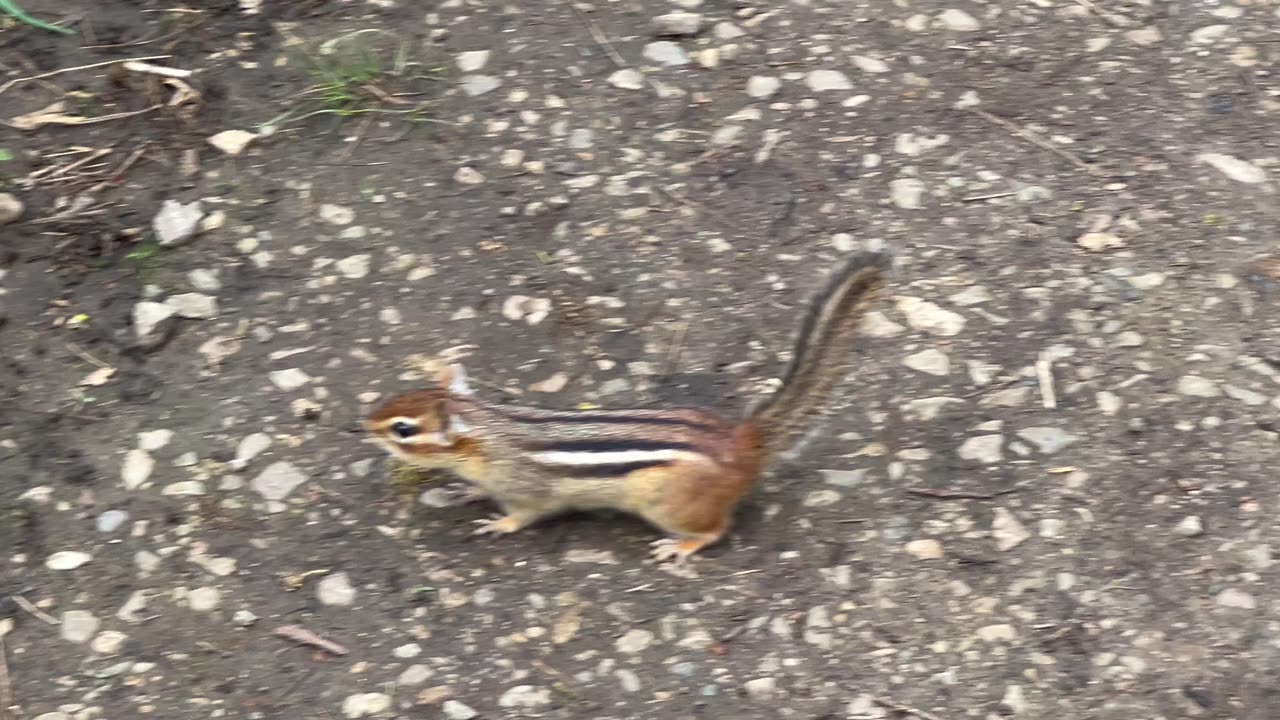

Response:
(1016, 427), (1078, 454)
(231, 432), (272, 469)
(342, 693), (392, 718)
(188, 587), (221, 611)
(318, 571), (357, 606)
(889, 178), (926, 208)
(460, 75), (502, 96)
(207, 129), (257, 156)
(153, 199), (204, 246)
(442, 701), (479, 720)
(938, 8), (981, 31)
(165, 292), (218, 319)
(455, 50), (490, 72)
(268, 368), (312, 391)
(643, 41), (689, 66)
(905, 539), (944, 560)
(903, 348), (951, 376)
(896, 297), (966, 336)
(746, 75), (780, 98)
(653, 12), (704, 36)
(498, 685), (551, 708)
(1175, 516), (1205, 537)
(992, 507), (1031, 551)
(251, 461), (308, 502)
(609, 69), (645, 90)
(616, 628), (654, 653)
(959, 434), (1003, 463)
(121, 448), (155, 489)
(133, 301), (177, 339)
(1197, 153), (1268, 184)
(96, 510), (129, 533)
(1177, 375), (1221, 398)
(805, 69), (852, 92)
(60, 610), (100, 643)
(0, 192), (24, 224)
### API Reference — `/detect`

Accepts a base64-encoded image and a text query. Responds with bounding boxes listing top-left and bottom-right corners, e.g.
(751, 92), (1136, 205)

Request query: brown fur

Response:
(363, 252), (889, 563)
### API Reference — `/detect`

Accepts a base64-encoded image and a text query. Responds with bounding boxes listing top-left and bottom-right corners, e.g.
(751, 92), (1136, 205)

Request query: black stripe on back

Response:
(549, 459), (674, 478)
(524, 439), (698, 454)
(492, 405), (717, 429)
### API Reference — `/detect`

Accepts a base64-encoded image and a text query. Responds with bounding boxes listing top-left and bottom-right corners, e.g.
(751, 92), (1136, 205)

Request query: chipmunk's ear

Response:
(434, 362), (474, 397)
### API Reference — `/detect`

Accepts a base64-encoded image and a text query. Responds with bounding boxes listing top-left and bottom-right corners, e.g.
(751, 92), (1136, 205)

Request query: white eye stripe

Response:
(397, 431), (451, 446)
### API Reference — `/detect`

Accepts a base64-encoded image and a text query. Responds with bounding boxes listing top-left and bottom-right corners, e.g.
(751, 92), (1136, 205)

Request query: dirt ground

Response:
(2, 1), (1279, 719)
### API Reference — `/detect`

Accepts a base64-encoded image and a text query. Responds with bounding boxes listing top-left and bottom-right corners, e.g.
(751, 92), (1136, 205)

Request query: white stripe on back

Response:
(528, 449), (693, 467)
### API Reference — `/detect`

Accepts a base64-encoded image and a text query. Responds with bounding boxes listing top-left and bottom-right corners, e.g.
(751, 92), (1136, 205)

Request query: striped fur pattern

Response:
(363, 251), (890, 562)
(748, 250), (890, 456)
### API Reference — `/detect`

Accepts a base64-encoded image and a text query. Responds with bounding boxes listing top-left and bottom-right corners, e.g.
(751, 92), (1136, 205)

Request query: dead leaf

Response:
(79, 366), (117, 386)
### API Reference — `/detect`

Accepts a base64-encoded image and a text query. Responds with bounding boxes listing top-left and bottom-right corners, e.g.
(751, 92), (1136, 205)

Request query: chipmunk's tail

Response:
(746, 250), (891, 459)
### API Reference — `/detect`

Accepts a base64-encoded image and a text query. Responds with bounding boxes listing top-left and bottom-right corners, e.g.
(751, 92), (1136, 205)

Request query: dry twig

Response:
(874, 696), (947, 720)
(905, 482), (1027, 501)
(273, 625), (349, 656)
(968, 108), (1097, 175)
(9, 596), (58, 626)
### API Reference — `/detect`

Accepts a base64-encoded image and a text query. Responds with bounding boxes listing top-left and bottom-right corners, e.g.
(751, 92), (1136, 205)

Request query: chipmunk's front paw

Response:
(473, 515), (523, 536)
(448, 483), (490, 505)
(649, 538), (694, 565)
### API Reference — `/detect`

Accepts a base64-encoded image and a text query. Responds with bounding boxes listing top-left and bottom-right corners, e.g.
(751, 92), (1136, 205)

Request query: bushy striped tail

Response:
(748, 250), (891, 458)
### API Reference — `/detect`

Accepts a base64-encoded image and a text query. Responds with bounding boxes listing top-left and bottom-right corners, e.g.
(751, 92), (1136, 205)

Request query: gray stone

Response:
(616, 628), (654, 653)
(188, 268), (222, 292)
(153, 199), (204, 246)
(746, 76), (780, 98)
(317, 571), (357, 606)
(268, 368), (312, 391)
(251, 461), (308, 501)
(342, 693), (391, 718)
(61, 610), (100, 643)
(609, 69), (645, 90)
(133, 301), (177, 339)
(443, 701), (479, 720)
(653, 12), (704, 37)
(231, 432), (272, 470)
(959, 434), (1003, 464)
(805, 69), (852, 92)
(1215, 588), (1257, 609)
(1017, 427), (1078, 454)
(1198, 153), (1268, 184)
(460, 75), (501, 96)
(0, 192), (24, 225)
(993, 507), (1031, 551)
(889, 178), (927, 208)
(122, 449), (155, 489)
(1175, 515), (1204, 537)
(1177, 375), (1221, 398)
(455, 50), (490, 72)
(166, 292), (218, 319)
(643, 41), (689, 66)
(498, 685), (551, 708)
(188, 586), (221, 611)
(939, 8), (981, 31)
(96, 510), (129, 533)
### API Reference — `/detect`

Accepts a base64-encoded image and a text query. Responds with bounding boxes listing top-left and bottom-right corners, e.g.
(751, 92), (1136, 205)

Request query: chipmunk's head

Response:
(363, 363), (477, 466)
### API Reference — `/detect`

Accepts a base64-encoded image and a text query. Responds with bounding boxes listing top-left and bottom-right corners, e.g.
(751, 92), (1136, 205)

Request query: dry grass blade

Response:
(0, 55), (171, 95)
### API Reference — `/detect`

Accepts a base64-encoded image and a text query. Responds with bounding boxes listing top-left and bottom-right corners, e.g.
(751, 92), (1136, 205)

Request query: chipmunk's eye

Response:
(390, 421), (419, 440)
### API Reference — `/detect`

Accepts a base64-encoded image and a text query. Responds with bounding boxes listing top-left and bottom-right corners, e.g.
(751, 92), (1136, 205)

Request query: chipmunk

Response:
(364, 251), (891, 563)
